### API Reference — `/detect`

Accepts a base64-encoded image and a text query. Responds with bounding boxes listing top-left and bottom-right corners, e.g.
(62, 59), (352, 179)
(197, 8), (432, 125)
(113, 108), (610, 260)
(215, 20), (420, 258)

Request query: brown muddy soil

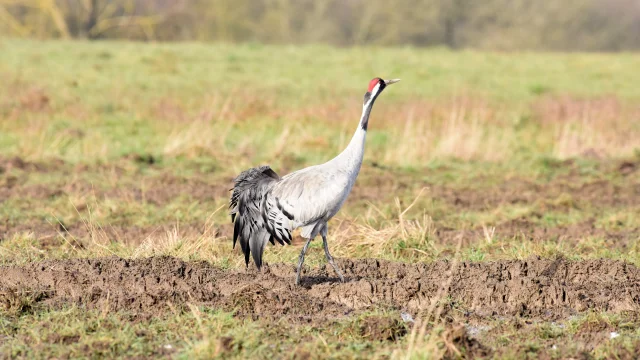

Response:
(2, 156), (638, 210)
(435, 219), (640, 247)
(1, 256), (639, 323)
(354, 159), (640, 209)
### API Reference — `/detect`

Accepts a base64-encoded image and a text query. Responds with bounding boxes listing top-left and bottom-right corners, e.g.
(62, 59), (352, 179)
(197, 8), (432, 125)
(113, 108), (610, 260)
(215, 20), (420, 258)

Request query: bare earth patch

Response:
(1, 256), (638, 322)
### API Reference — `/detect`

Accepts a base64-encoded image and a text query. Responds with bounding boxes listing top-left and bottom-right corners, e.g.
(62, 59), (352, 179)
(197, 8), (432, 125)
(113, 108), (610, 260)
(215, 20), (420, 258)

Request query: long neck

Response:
(333, 93), (378, 169)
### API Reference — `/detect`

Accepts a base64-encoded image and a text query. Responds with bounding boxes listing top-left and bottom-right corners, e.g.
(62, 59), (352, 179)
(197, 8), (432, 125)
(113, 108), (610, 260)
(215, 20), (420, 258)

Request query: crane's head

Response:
(364, 78), (400, 106)
(359, 77), (400, 130)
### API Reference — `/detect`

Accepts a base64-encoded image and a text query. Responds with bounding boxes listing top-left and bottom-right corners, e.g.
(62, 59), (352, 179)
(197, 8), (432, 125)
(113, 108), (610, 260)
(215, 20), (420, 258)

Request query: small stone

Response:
(400, 312), (414, 323)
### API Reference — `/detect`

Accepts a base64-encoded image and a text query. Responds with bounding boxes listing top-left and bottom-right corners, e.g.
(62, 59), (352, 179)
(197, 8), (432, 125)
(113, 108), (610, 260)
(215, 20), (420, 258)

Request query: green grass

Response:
(0, 304), (417, 359)
(4, 306), (639, 359)
(0, 38), (639, 359)
(3, 39), (640, 103)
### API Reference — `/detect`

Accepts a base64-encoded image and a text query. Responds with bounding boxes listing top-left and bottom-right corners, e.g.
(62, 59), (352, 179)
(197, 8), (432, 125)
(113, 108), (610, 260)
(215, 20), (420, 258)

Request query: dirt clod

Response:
(619, 161), (637, 175)
(47, 334), (81, 345)
(443, 324), (491, 359)
(573, 316), (615, 350)
(214, 336), (235, 356)
(359, 316), (406, 341)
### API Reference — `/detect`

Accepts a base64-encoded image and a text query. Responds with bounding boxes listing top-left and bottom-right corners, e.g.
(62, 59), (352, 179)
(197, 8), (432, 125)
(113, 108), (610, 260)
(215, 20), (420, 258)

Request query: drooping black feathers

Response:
(229, 165), (282, 269)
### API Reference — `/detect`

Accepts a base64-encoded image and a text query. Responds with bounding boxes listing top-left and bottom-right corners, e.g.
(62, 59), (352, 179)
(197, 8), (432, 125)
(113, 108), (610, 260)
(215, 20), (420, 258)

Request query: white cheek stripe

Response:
(365, 84), (381, 107)
(371, 83), (381, 97)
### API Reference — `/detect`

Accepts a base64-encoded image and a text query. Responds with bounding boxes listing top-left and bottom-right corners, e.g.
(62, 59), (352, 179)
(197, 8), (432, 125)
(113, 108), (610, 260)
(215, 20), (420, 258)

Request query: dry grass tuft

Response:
(18, 87), (51, 113)
(132, 222), (226, 261)
(533, 96), (640, 159)
(331, 188), (437, 260)
(378, 97), (509, 163)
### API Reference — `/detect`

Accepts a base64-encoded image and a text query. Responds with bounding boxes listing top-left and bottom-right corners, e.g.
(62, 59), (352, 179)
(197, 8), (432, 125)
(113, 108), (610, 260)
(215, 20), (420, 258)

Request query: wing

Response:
(264, 167), (349, 243)
(229, 165), (280, 268)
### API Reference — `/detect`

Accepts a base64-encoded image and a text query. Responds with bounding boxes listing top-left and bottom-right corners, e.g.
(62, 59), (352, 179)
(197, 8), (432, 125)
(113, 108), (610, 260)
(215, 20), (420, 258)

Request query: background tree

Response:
(0, 0), (638, 51)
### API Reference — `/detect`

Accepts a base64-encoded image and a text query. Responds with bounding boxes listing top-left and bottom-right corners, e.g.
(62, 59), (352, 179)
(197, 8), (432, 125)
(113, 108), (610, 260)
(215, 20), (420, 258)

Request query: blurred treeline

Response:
(1, 0), (639, 51)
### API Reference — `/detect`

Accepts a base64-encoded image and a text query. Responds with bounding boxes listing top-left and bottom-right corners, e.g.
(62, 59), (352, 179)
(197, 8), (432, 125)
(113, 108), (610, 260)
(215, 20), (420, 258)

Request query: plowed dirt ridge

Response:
(1, 256), (639, 321)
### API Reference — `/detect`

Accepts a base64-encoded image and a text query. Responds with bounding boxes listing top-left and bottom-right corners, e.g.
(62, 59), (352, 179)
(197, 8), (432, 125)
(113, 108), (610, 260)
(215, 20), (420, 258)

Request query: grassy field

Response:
(0, 38), (639, 359)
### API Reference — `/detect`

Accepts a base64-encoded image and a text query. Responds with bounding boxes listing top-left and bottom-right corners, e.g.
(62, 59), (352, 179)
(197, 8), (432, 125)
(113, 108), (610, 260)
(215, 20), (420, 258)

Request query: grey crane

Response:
(229, 77), (400, 285)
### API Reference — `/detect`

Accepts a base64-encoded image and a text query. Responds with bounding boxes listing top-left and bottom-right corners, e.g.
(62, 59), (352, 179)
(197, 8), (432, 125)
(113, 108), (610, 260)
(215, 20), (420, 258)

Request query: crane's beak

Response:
(384, 79), (401, 85)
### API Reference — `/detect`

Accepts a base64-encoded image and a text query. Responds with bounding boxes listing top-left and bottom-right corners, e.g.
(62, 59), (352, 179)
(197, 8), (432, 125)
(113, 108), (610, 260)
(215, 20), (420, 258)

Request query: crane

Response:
(229, 77), (400, 285)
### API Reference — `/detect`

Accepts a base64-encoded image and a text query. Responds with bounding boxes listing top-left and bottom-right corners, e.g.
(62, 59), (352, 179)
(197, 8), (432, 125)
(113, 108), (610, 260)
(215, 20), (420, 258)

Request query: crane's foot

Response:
(322, 234), (345, 283)
(295, 238), (313, 286)
(328, 259), (345, 283)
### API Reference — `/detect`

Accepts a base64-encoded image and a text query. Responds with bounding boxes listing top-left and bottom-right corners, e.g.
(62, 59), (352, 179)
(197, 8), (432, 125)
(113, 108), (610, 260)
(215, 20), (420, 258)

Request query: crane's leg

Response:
(295, 237), (313, 285)
(322, 235), (345, 283)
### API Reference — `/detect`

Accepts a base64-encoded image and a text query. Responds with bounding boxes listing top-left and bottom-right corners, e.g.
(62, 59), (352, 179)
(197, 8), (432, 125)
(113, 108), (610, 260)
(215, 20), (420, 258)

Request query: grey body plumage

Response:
(229, 77), (400, 284)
